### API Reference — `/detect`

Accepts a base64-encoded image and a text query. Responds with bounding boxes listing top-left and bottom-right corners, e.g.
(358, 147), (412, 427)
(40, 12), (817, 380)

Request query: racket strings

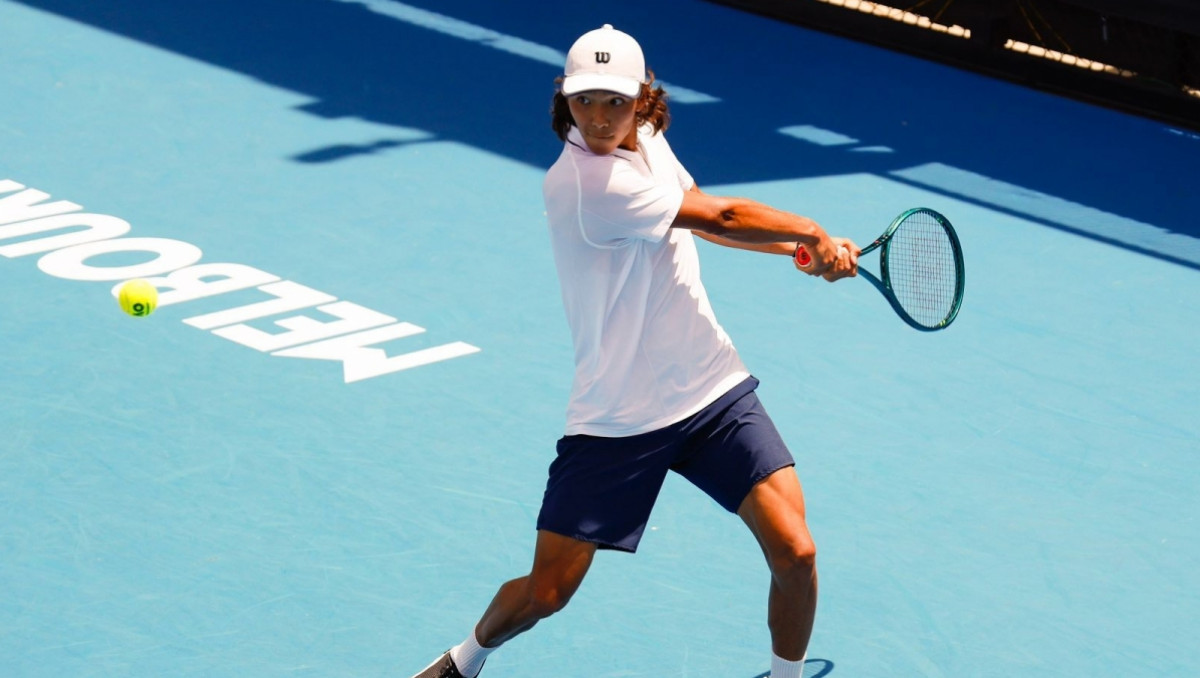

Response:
(885, 212), (960, 327)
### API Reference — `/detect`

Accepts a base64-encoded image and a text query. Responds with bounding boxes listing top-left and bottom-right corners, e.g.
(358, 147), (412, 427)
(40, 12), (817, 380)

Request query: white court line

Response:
(331, 0), (720, 104)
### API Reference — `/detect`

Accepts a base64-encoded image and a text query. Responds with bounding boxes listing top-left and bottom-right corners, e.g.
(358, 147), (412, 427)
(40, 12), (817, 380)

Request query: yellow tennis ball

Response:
(118, 279), (158, 317)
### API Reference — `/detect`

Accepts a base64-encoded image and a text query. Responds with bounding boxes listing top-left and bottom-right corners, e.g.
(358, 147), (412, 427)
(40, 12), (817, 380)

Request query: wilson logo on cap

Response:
(561, 24), (646, 98)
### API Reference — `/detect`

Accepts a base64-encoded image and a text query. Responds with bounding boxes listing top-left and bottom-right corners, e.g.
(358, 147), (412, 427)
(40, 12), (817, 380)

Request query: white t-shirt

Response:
(543, 125), (749, 437)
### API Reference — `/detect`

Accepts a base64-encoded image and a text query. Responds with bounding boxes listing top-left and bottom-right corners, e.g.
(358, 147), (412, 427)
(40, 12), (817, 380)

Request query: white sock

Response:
(770, 651), (806, 678)
(449, 631), (496, 678)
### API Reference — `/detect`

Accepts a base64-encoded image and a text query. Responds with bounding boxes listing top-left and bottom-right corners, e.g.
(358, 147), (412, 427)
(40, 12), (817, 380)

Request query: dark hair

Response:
(550, 69), (671, 141)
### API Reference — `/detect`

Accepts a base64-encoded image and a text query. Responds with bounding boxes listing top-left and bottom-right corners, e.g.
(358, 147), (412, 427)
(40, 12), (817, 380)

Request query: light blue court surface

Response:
(2, 1), (1198, 676)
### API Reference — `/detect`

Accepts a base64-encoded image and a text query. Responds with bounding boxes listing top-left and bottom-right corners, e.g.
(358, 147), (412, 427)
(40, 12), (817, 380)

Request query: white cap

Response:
(561, 24), (646, 98)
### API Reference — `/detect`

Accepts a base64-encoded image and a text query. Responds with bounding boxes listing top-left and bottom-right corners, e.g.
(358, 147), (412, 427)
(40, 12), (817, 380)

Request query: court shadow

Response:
(11, 0), (1197, 262)
(291, 138), (432, 164)
(751, 657), (835, 678)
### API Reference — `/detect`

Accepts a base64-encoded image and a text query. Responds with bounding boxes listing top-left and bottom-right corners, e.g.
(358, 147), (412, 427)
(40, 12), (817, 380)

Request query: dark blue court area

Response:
(2, 1), (1197, 676)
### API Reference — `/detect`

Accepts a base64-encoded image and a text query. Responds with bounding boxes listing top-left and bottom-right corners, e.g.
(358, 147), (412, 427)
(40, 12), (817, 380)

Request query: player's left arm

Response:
(693, 225), (859, 260)
(692, 227), (796, 255)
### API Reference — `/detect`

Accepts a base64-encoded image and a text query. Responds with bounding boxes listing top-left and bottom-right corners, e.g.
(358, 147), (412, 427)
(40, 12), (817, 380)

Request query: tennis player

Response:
(411, 24), (859, 678)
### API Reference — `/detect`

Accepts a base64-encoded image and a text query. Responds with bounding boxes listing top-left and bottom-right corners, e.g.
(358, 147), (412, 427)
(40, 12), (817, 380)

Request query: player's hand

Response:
(822, 237), (859, 282)
(794, 237), (859, 281)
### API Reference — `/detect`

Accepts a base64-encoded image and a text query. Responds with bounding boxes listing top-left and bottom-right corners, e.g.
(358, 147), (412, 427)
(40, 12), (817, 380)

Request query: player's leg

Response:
(737, 466), (818, 662)
(412, 429), (677, 678)
(669, 380), (815, 673)
(410, 531), (597, 678)
(475, 529), (598, 646)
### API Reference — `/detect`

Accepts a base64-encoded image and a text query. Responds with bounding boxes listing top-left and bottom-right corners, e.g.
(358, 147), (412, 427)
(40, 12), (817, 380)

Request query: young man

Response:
(411, 24), (859, 678)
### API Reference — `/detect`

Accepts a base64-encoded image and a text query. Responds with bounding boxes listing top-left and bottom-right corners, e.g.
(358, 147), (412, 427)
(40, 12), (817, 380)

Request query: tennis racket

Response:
(796, 207), (965, 331)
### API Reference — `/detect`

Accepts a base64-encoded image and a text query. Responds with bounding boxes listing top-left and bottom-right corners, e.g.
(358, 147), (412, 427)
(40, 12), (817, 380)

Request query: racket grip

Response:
(795, 243), (851, 269)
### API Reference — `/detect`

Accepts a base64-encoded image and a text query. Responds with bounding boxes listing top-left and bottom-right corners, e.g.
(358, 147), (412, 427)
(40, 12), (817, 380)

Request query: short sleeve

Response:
(660, 135), (695, 192)
(579, 162), (684, 247)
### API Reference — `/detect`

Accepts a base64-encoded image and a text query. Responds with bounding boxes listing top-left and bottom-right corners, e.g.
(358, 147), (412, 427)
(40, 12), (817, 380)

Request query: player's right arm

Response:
(672, 185), (856, 280)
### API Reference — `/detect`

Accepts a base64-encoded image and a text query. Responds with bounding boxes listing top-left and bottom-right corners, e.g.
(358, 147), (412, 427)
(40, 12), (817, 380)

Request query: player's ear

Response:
(635, 89), (651, 120)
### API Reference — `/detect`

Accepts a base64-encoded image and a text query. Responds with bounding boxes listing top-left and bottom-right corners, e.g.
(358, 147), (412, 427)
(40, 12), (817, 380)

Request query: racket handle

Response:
(794, 244), (850, 269)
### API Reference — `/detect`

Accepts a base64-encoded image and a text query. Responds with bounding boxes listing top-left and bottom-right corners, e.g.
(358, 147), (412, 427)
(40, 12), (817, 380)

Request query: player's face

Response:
(567, 90), (639, 155)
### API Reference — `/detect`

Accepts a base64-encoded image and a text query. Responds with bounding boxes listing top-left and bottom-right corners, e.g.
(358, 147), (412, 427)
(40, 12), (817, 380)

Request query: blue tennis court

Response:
(2, 1), (1198, 676)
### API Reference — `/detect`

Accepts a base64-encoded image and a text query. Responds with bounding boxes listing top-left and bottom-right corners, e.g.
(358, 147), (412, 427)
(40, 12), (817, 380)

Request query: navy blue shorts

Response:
(536, 377), (795, 553)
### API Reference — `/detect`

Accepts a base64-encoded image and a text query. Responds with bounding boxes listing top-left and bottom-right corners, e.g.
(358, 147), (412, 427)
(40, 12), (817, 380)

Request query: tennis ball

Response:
(118, 279), (158, 317)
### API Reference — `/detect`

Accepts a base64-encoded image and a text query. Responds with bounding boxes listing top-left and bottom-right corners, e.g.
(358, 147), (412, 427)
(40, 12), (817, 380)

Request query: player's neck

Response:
(618, 125), (638, 151)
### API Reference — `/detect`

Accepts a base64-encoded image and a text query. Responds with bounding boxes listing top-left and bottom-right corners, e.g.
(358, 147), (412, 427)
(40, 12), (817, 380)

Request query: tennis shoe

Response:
(409, 651), (481, 678)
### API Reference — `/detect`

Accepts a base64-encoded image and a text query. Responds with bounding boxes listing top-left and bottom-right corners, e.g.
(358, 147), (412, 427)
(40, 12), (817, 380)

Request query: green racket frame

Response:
(861, 207), (965, 332)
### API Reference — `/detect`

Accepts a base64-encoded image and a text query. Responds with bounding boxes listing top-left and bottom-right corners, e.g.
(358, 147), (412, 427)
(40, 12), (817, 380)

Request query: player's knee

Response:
(771, 539), (817, 584)
(527, 579), (577, 619)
